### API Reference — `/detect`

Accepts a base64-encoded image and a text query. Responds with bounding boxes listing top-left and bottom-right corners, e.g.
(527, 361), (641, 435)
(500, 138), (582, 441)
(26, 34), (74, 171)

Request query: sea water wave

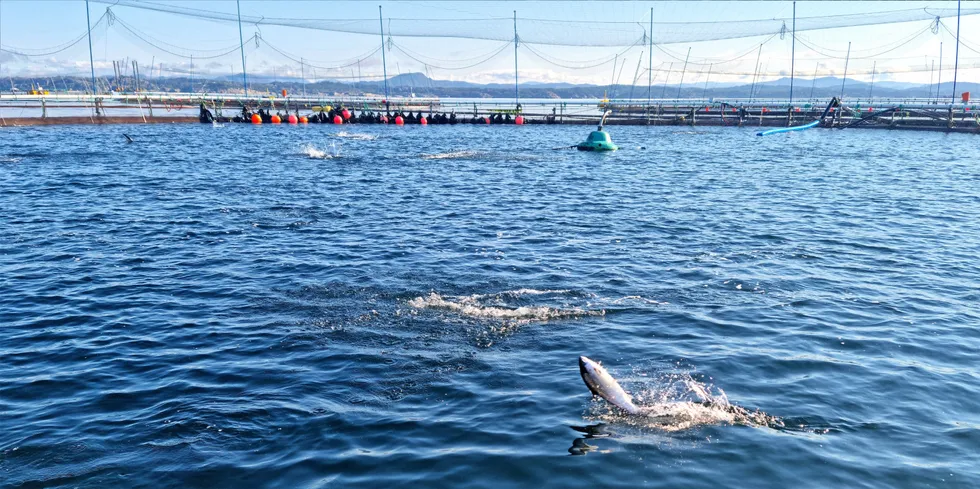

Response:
(1, 123), (979, 488)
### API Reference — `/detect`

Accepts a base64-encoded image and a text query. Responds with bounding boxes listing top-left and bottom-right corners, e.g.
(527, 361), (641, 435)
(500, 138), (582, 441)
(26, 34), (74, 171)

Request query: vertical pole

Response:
(675, 47), (690, 99)
(929, 60), (935, 100)
(789, 0), (796, 106)
(379, 5), (389, 101)
(190, 54), (194, 93)
(513, 11), (519, 109)
(749, 43), (762, 102)
(85, 0), (99, 112)
(660, 62), (672, 99)
(868, 61), (876, 101)
(702, 63), (712, 101)
(301, 58), (306, 96)
(951, 0), (961, 105)
(647, 7), (653, 108)
(937, 42), (943, 103)
(236, 0), (248, 97)
(839, 41), (850, 99)
(808, 64), (817, 102)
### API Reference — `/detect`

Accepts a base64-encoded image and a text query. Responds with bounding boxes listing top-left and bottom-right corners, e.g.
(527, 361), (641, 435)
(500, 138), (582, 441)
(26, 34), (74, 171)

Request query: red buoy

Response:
(333, 115), (343, 124)
(271, 115), (281, 124)
(287, 114), (298, 124)
(515, 115), (524, 125)
(484, 117), (491, 125)
(420, 117), (428, 125)
(300, 116), (309, 124)
(394, 116), (404, 126)
(869, 107), (874, 112)
(341, 109), (351, 120)
(251, 113), (262, 124)
(381, 115), (388, 124)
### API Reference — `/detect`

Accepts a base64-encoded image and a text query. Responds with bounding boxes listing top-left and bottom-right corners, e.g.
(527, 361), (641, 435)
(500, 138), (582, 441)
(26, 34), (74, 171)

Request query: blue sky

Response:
(1, 1), (977, 87)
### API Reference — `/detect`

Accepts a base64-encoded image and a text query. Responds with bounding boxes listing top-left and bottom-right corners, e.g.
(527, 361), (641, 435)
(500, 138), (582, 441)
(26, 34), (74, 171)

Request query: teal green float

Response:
(576, 130), (618, 151)
(576, 110), (618, 151)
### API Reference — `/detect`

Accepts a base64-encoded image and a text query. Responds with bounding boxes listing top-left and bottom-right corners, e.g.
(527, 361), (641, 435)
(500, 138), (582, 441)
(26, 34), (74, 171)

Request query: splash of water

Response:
(406, 290), (603, 323)
(336, 131), (377, 141)
(586, 370), (783, 432)
(420, 150), (480, 160)
(302, 143), (340, 159)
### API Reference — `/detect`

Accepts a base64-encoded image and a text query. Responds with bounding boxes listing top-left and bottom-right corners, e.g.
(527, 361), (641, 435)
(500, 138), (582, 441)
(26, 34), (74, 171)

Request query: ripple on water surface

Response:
(1, 124), (979, 488)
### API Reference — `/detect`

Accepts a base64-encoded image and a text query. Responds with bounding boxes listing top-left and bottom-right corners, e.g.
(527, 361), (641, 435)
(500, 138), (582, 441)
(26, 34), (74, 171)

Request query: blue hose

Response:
(757, 120), (820, 136)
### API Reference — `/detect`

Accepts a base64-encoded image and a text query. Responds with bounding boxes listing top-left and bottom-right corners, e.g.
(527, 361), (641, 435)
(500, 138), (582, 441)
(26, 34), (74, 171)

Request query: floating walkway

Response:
(1, 92), (978, 133)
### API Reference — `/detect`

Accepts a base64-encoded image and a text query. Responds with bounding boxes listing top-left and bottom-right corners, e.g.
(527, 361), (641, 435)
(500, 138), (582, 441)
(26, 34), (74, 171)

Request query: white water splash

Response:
(587, 370), (781, 432)
(302, 143), (340, 159)
(336, 131), (377, 141)
(421, 150), (479, 160)
(407, 290), (603, 323)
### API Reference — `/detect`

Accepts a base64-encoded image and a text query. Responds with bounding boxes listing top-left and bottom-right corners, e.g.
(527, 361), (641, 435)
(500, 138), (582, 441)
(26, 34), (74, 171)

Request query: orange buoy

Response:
(300, 116), (309, 124)
(288, 114), (298, 124)
(341, 109), (351, 120)
(419, 117), (428, 125)
(394, 116), (404, 126)
(271, 115), (281, 124)
(515, 115), (524, 125)
(333, 115), (343, 124)
(251, 113), (262, 124)
(281, 89), (287, 97)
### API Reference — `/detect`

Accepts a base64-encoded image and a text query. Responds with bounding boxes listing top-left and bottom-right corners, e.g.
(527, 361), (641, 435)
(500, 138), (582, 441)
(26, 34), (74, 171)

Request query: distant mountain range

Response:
(6, 72), (978, 101)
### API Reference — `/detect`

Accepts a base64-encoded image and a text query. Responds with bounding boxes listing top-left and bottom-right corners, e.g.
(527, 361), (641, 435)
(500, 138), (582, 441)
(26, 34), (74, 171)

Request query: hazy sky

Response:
(1, 1), (978, 87)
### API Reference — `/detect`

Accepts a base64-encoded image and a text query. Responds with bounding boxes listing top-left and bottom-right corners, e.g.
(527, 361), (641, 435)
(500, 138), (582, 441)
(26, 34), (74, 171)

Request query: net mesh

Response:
(93, 1), (979, 47)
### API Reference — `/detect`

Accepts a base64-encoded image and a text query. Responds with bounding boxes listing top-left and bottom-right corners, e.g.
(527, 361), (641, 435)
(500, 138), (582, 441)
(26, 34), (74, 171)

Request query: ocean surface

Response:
(1, 123), (979, 488)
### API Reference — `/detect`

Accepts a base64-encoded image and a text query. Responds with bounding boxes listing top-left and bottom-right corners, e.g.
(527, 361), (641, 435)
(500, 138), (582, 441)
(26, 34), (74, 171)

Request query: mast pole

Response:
(647, 7), (653, 108)
(951, 0), (961, 104)
(85, 0), (99, 106)
(379, 6), (389, 101)
(236, 0), (248, 97)
(789, 1), (796, 105)
(514, 11), (519, 108)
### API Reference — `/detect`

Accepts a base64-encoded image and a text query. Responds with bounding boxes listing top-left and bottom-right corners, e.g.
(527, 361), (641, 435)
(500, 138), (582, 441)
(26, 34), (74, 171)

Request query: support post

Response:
(808, 64), (818, 102)
(236, 0), (248, 97)
(379, 6), (389, 102)
(85, 0), (99, 114)
(675, 47), (691, 99)
(839, 42), (851, 99)
(647, 8), (653, 114)
(952, 0), (961, 105)
(937, 42), (943, 104)
(513, 11), (519, 109)
(868, 61), (876, 101)
(790, 1), (796, 106)
(702, 63), (712, 101)
(660, 62), (672, 99)
(749, 44), (762, 102)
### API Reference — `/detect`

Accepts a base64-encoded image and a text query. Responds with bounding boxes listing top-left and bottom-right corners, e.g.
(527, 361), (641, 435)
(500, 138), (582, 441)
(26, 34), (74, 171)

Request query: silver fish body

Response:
(578, 356), (640, 415)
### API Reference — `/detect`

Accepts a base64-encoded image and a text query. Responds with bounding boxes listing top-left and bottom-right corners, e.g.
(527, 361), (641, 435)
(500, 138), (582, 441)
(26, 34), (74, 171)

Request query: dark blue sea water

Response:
(2, 123), (979, 488)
